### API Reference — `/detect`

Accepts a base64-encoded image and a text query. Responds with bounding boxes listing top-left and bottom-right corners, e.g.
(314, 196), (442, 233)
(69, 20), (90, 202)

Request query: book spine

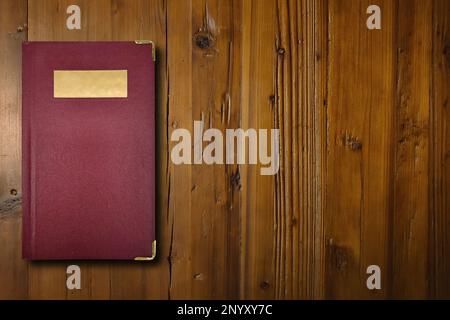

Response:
(22, 42), (33, 259)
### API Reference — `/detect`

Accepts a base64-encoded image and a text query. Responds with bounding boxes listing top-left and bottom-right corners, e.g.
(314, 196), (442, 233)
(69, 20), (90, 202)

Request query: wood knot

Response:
(443, 44), (450, 66)
(269, 94), (276, 104)
(8, 23), (27, 40)
(230, 169), (241, 191)
(277, 47), (286, 56)
(193, 273), (204, 280)
(17, 24), (27, 33)
(291, 218), (297, 227)
(194, 3), (217, 52)
(0, 195), (22, 216)
(445, 150), (450, 160)
(341, 133), (362, 151)
(260, 281), (270, 290)
(334, 247), (349, 271)
(328, 243), (352, 273)
(194, 32), (215, 50)
(397, 118), (426, 145)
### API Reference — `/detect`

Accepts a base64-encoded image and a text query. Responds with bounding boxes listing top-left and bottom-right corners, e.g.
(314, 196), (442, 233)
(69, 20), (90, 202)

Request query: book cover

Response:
(22, 41), (156, 260)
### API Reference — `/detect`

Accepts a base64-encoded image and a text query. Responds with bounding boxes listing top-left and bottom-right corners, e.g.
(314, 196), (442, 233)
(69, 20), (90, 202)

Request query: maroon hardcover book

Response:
(22, 42), (156, 260)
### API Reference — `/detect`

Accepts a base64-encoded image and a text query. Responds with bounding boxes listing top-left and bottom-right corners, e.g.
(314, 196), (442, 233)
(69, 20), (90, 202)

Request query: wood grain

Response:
(188, 0), (241, 299)
(166, 0), (242, 299)
(392, 0), (432, 299)
(325, 0), (395, 299)
(0, 0), (28, 300)
(240, 0), (278, 300)
(0, 0), (448, 299)
(431, 0), (450, 299)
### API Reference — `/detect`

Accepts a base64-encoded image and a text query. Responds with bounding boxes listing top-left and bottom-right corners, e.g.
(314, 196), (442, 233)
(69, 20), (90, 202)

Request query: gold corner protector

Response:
(134, 240), (157, 261)
(134, 40), (156, 62)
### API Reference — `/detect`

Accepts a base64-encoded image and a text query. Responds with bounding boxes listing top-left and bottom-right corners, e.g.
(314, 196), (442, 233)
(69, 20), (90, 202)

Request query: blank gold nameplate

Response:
(54, 70), (128, 98)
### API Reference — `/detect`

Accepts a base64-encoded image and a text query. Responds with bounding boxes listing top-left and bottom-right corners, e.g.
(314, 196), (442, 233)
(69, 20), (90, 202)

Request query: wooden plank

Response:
(166, 0), (242, 299)
(392, 0), (432, 299)
(312, 0), (328, 299)
(430, 0), (450, 299)
(297, 0), (327, 299)
(27, 0), (169, 300)
(271, 0), (326, 299)
(0, 0), (28, 300)
(276, 0), (297, 299)
(165, 0), (194, 299)
(325, 0), (395, 299)
(240, 0), (325, 300)
(28, 0), (113, 41)
(240, 0), (277, 299)
(66, 262), (111, 300)
(189, 0), (241, 299)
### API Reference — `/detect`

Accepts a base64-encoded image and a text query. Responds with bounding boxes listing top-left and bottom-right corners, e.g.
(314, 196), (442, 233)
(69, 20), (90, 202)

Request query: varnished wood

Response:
(0, 0), (448, 300)
(240, 0), (277, 300)
(431, 0), (450, 299)
(0, 0), (28, 300)
(392, 0), (432, 299)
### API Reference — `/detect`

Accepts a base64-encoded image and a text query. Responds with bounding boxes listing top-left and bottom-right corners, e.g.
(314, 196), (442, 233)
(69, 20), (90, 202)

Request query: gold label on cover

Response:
(53, 70), (128, 98)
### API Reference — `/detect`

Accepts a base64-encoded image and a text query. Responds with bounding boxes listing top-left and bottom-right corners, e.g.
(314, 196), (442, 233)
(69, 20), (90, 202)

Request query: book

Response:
(22, 41), (156, 260)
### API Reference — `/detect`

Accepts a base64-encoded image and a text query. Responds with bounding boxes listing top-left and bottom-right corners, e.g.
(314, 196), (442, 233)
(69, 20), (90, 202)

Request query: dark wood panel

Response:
(431, 0), (450, 299)
(392, 0), (432, 299)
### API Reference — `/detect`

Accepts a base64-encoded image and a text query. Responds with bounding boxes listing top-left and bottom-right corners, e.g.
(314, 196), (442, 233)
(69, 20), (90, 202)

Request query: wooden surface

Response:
(325, 0), (394, 299)
(0, 0), (448, 300)
(0, 0), (28, 301)
(432, 0), (450, 299)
